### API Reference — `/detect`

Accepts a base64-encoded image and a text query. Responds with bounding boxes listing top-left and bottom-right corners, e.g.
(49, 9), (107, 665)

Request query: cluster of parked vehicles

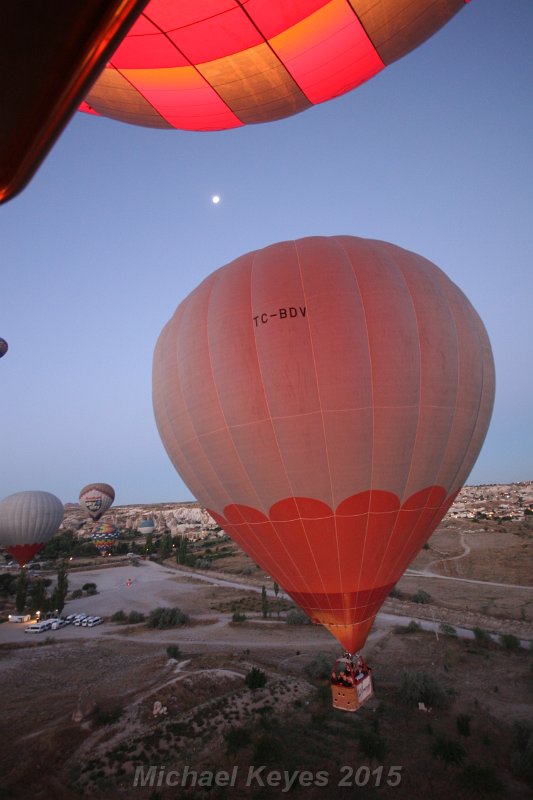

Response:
(24, 613), (103, 633)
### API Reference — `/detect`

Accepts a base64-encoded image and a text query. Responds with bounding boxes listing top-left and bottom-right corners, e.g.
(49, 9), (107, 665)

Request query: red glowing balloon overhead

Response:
(152, 236), (495, 653)
(82, 0), (469, 131)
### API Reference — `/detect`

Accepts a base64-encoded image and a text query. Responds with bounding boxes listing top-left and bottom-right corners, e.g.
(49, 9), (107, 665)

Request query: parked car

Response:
(74, 614), (87, 626)
(87, 616), (102, 627)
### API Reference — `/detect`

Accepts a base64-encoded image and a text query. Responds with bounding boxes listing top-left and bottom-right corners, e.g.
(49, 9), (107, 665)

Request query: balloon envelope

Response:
(0, 338), (7, 358)
(79, 483), (115, 521)
(91, 523), (119, 553)
(82, 0), (467, 131)
(153, 235), (495, 653)
(0, 490), (64, 567)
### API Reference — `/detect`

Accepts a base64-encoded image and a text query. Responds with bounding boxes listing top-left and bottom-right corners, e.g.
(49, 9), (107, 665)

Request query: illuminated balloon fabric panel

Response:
(0, 491), (64, 567)
(152, 236), (494, 653)
(82, 0), (466, 130)
(79, 483), (115, 521)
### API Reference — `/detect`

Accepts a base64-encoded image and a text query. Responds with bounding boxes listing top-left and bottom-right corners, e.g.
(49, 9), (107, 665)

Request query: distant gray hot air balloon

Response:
(79, 483), (115, 521)
(0, 490), (64, 567)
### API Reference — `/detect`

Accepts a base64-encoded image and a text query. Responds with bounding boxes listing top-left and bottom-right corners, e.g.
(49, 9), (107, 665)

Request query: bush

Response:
(395, 620), (421, 634)
(388, 586), (402, 599)
(510, 720), (533, 783)
(253, 734), (282, 763)
(456, 714), (472, 737)
(147, 607), (190, 629)
(232, 612), (247, 623)
(358, 729), (386, 761)
(440, 623), (458, 637)
(398, 671), (450, 709)
(224, 727), (250, 755)
(304, 653), (332, 681)
(500, 633), (521, 651)
(166, 645), (181, 660)
(82, 582), (97, 593)
(127, 611), (145, 624)
(286, 609), (310, 625)
(411, 590), (432, 604)
(70, 589), (83, 599)
(244, 667), (267, 690)
(111, 610), (127, 623)
(473, 627), (492, 646)
(431, 735), (466, 767)
(458, 763), (503, 794)
(94, 705), (123, 726)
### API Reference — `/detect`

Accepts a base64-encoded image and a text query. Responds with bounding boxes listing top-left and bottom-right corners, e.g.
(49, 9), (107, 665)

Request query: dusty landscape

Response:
(0, 483), (532, 799)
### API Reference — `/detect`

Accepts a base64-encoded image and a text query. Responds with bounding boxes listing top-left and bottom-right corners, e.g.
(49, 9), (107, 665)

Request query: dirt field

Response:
(0, 516), (532, 800)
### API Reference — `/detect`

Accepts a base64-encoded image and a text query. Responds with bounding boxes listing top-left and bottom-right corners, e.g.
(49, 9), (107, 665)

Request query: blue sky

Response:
(1, 0), (531, 505)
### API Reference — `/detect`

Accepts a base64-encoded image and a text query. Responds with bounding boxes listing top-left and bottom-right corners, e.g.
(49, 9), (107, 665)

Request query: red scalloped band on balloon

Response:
(5, 543), (46, 568)
(207, 485), (454, 652)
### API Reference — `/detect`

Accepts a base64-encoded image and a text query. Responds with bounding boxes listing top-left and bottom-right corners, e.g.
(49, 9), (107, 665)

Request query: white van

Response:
(24, 622), (47, 633)
(87, 616), (102, 627)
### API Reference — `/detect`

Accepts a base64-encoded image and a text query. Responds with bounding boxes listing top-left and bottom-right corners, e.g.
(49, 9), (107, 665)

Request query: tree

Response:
(50, 560), (69, 614)
(28, 579), (50, 615)
(145, 532), (154, 554)
(176, 537), (189, 565)
(273, 581), (280, 617)
(15, 569), (28, 612)
(245, 667), (267, 689)
(159, 532), (172, 560)
(261, 585), (269, 619)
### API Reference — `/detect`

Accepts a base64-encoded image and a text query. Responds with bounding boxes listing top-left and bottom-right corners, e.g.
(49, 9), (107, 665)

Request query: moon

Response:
(212, 195), (220, 205)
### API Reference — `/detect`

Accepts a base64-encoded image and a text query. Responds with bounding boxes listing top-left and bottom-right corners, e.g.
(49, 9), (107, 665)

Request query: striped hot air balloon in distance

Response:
(0, 491), (64, 567)
(152, 235), (495, 655)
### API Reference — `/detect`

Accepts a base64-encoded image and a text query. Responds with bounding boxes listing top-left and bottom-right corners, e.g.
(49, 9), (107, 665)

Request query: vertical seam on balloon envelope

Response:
(362, 246), (423, 614)
(163, 291), (236, 514)
(386, 265), (462, 581)
(339, 237), (375, 639)
(248, 242), (331, 613)
(436, 284), (490, 498)
(292, 238), (338, 620)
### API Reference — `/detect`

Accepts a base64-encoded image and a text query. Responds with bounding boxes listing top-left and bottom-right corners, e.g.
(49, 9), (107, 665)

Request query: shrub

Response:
(458, 763), (503, 794)
(358, 729), (386, 761)
(411, 589), (432, 604)
(244, 667), (267, 690)
(94, 705), (123, 726)
(304, 653), (332, 681)
(111, 610), (127, 623)
(398, 671), (450, 709)
(388, 586), (402, 599)
(456, 714), (472, 737)
(431, 735), (466, 767)
(224, 727), (250, 755)
(253, 734), (282, 763)
(440, 623), (458, 637)
(166, 645), (181, 660)
(473, 627), (492, 646)
(395, 620), (421, 634)
(286, 609), (310, 625)
(127, 611), (145, 624)
(232, 612), (247, 623)
(510, 720), (533, 783)
(500, 633), (521, 651)
(147, 607), (190, 629)
(70, 589), (83, 599)
(82, 582), (97, 593)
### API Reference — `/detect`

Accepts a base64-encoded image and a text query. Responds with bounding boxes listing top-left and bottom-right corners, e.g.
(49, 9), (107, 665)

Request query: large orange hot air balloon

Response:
(82, 0), (469, 131)
(152, 235), (495, 654)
